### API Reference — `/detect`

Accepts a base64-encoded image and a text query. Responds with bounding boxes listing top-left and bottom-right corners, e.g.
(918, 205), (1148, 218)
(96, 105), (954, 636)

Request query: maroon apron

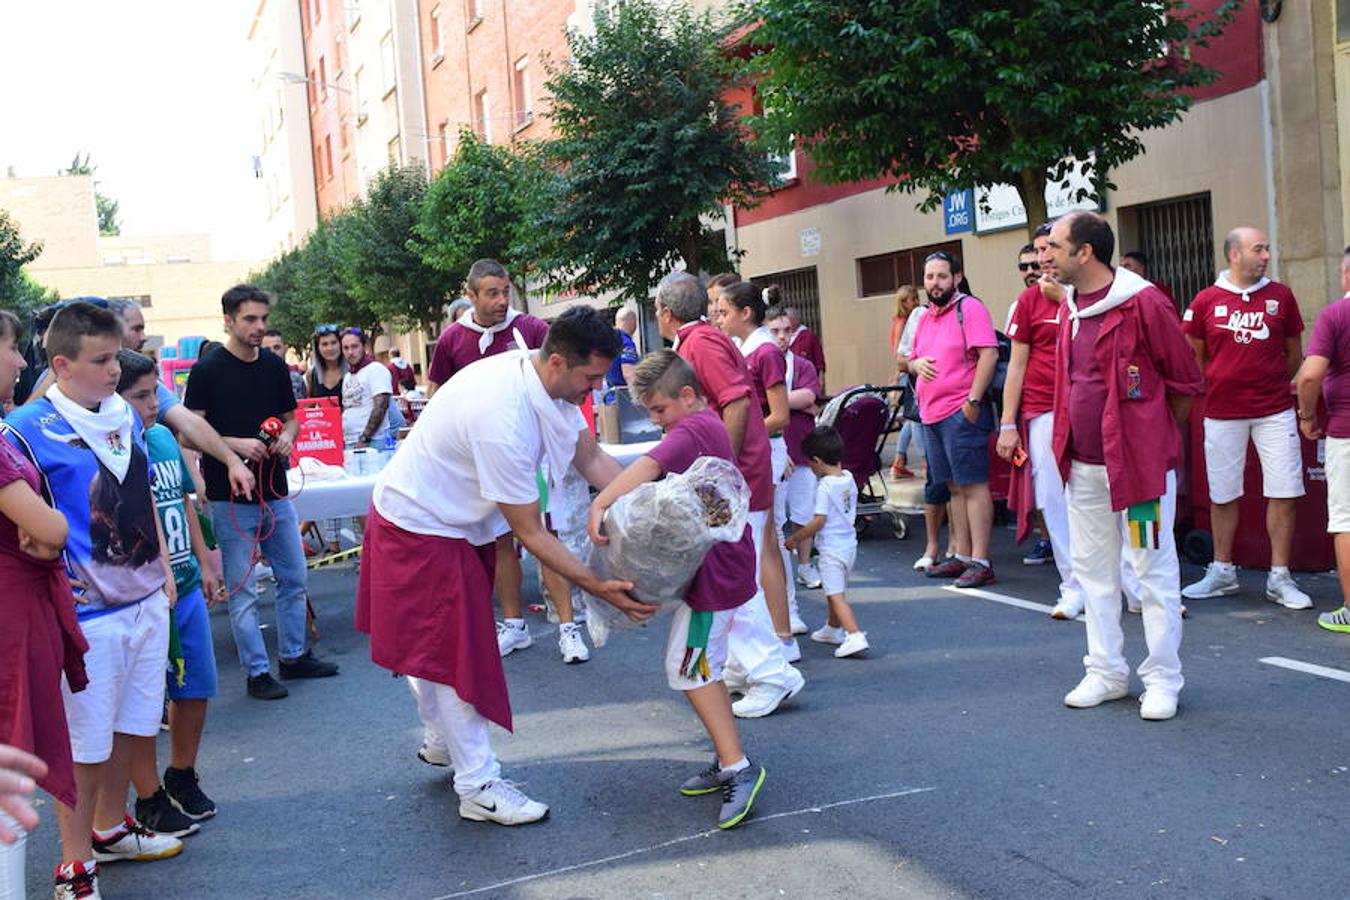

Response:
(356, 508), (510, 730)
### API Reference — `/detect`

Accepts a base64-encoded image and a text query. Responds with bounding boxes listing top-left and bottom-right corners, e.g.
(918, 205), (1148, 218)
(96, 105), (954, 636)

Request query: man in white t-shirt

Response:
(340, 328), (393, 448)
(355, 307), (651, 826)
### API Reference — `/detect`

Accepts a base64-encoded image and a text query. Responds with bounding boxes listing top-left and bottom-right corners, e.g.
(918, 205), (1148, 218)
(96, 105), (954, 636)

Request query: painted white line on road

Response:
(1259, 656), (1350, 684)
(430, 786), (936, 899)
(942, 585), (1085, 622)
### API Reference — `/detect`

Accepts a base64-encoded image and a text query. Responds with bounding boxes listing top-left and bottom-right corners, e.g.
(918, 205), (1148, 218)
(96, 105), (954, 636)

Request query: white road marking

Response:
(1259, 657), (1350, 684)
(430, 786), (936, 899)
(942, 585), (1084, 622)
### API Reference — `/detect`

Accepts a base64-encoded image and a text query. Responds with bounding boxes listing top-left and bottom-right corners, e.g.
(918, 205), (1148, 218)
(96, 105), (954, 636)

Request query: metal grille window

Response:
(1134, 193), (1214, 310)
(856, 240), (963, 298)
(748, 266), (822, 339)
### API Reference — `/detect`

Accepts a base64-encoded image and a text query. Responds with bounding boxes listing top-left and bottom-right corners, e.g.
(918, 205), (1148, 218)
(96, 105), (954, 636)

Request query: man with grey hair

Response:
(106, 297), (256, 501)
(654, 272), (805, 718)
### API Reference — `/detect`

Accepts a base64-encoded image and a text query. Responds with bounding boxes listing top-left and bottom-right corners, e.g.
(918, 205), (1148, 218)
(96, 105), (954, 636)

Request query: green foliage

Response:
(248, 248), (309, 347)
(336, 164), (453, 337)
(746, 0), (1240, 235)
(0, 209), (59, 324)
(534, 0), (778, 305)
(414, 132), (547, 299)
(296, 216), (377, 335)
(61, 152), (120, 235)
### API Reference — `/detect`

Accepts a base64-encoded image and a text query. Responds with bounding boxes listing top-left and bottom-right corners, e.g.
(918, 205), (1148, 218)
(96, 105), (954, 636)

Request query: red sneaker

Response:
(954, 562), (996, 589)
(924, 557), (970, 578)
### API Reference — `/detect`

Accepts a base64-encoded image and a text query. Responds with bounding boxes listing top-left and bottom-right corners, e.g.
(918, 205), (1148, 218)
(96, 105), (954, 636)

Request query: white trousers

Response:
(724, 510), (799, 690)
(1067, 463), (1183, 696)
(1028, 412), (1084, 609)
(773, 473), (798, 619)
(0, 813), (22, 900)
(407, 676), (501, 798)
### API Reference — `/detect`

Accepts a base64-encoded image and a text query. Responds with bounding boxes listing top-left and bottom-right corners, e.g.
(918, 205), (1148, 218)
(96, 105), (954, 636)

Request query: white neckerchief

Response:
(672, 321), (700, 352)
(48, 384), (135, 483)
(1214, 269), (1271, 303)
(516, 351), (581, 492)
(791, 325), (807, 342)
(1065, 267), (1152, 338)
(784, 350), (796, 391)
(738, 325), (776, 359)
(458, 306), (523, 355)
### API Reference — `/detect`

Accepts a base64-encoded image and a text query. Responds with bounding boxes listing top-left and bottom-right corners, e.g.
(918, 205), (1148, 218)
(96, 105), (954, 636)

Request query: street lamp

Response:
(277, 71), (351, 95)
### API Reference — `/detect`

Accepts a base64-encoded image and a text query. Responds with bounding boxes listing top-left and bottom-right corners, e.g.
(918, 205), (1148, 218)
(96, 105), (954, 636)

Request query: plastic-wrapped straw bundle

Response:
(585, 457), (750, 647)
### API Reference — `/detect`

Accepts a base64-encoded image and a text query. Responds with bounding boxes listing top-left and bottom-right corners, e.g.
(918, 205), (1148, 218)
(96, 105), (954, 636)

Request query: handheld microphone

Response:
(257, 416), (284, 447)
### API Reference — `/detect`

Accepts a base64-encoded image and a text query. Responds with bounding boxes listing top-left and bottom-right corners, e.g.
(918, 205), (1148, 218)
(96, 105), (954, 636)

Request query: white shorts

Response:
(770, 436), (788, 483)
(664, 603), (733, 692)
(782, 465), (816, 526)
(1203, 410), (1305, 504)
(817, 549), (856, 596)
(62, 593), (170, 764)
(1327, 437), (1350, 533)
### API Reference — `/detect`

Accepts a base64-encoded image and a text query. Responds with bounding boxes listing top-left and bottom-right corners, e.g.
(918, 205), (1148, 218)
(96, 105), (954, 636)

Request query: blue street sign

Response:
(944, 189), (974, 235)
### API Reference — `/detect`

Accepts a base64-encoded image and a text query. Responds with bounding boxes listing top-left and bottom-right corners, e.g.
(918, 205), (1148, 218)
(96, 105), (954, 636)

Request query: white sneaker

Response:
(782, 638), (802, 663)
(788, 613), (809, 635)
(732, 668), (806, 718)
(913, 554), (935, 571)
(496, 621), (532, 657)
(1139, 690), (1179, 721)
(1063, 674), (1129, 709)
(810, 624), (846, 645)
(796, 563), (822, 589)
(834, 631), (869, 658)
(1182, 562), (1240, 599)
(558, 625), (590, 664)
(92, 816), (182, 862)
(250, 562), (274, 583)
(417, 742), (451, 767)
(458, 780), (549, 826)
(1050, 596), (1084, 620)
(1265, 571), (1313, 610)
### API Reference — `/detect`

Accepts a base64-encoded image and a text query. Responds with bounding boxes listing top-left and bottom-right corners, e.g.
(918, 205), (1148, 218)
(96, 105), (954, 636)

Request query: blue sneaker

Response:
(1022, 540), (1054, 566)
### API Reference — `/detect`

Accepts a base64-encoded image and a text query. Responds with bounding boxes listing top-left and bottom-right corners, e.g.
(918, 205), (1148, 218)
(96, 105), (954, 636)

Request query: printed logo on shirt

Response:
(1266, 299), (1280, 316)
(1214, 305), (1228, 318)
(1220, 310), (1270, 344)
(1183, 309), (1194, 322)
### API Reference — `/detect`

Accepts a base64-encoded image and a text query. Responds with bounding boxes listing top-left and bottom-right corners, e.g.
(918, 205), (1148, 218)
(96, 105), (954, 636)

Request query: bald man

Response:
(1181, 227), (1311, 610)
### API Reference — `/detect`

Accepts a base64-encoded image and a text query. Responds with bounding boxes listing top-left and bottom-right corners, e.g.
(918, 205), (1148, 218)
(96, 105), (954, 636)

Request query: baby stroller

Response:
(817, 384), (908, 539)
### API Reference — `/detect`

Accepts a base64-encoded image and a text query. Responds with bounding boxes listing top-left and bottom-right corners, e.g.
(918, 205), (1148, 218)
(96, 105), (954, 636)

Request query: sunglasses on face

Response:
(1018, 262), (1041, 272)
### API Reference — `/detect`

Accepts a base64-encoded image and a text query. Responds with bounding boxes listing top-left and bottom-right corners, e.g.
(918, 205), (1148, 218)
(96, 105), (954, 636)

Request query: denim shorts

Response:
(922, 405), (994, 486)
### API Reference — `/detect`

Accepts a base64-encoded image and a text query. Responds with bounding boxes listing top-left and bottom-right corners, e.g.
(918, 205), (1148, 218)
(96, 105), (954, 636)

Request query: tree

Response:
(745, 0), (1239, 238)
(0, 209), (59, 323)
(414, 132), (546, 304)
(249, 248), (311, 348)
(293, 216), (380, 336)
(534, 0), (779, 305)
(337, 163), (455, 339)
(61, 152), (121, 236)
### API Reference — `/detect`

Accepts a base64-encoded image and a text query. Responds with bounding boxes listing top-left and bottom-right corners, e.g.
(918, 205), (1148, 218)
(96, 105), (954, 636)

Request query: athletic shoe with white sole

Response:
(788, 613), (809, 635)
(732, 668), (805, 718)
(1022, 540), (1054, 566)
(781, 638), (802, 663)
(912, 554), (935, 571)
(417, 743), (451, 767)
(1182, 562), (1240, 599)
(796, 563), (822, 589)
(1139, 690), (1179, 721)
(1050, 597), (1084, 620)
(91, 816), (182, 863)
(162, 765), (216, 821)
(1265, 572), (1313, 610)
(834, 631), (869, 658)
(53, 861), (101, 900)
(133, 789), (200, 838)
(810, 624), (845, 645)
(558, 625), (590, 663)
(1318, 606), (1350, 634)
(496, 621), (532, 657)
(1063, 675), (1129, 709)
(458, 780), (548, 826)
(678, 759), (725, 796)
(718, 762), (767, 830)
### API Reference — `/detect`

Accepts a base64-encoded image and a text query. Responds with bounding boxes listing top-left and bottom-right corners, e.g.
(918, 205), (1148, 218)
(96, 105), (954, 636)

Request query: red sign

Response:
(290, 397), (345, 467)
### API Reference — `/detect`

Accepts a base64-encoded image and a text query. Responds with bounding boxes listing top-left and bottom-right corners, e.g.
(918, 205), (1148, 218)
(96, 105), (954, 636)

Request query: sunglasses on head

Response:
(924, 251), (955, 264)
(314, 324), (339, 335)
(1018, 262), (1041, 272)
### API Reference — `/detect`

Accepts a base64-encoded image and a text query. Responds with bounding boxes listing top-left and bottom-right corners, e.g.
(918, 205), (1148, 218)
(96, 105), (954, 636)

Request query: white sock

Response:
(559, 622), (577, 633)
(1214, 561), (1236, 574)
(1270, 566), (1290, 577)
(504, 617), (526, 630)
(973, 558), (990, 568)
(92, 822), (125, 841)
(720, 756), (749, 776)
(956, 554), (973, 563)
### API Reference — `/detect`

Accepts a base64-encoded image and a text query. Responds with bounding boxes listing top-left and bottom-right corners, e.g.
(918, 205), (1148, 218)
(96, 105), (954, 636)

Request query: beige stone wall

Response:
(0, 175), (100, 269)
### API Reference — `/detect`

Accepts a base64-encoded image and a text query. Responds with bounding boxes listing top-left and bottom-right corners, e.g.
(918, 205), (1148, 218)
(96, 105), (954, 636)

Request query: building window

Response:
(388, 135), (402, 165)
(349, 0), (361, 29)
(318, 56), (328, 100)
(380, 32), (396, 95)
(307, 69), (317, 108)
(315, 145), (325, 183)
(856, 239), (963, 298)
(513, 56), (532, 129)
(465, 0), (484, 28)
(438, 120), (451, 166)
(354, 66), (367, 124)
(324, 134), (334, 182)
(475, 90), (491, 144)
(769, 143), (797, 186)
(430, 5), (444, 62)
(313, 0), (321, 25)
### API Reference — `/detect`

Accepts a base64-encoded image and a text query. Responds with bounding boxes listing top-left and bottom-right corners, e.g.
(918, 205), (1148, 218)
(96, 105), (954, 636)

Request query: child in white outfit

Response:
(785, 426), (869, 658)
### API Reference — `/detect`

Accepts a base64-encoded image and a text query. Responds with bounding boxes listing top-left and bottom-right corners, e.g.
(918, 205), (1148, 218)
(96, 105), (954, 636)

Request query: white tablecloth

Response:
(286, 440), (661, 522)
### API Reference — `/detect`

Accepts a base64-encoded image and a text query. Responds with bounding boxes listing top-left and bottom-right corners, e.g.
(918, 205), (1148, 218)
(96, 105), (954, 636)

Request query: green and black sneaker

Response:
(718, 762), (766, 830)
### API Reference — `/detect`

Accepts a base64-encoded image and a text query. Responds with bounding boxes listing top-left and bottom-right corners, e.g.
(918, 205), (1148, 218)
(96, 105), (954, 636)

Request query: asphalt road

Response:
(23, 520), (1350, 899)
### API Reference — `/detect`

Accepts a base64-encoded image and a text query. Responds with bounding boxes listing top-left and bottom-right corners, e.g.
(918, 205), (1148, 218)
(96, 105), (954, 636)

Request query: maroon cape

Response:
(355, 508), (511, 730)
(0, 552), (88, 809)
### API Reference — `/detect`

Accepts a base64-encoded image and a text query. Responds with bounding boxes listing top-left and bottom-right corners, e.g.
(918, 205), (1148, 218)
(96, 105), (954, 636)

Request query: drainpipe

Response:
(1259, 78), (1280, 280)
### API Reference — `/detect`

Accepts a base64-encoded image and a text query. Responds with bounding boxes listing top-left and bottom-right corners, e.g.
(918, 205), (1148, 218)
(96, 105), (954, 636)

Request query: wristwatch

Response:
(1296, 409), (1315, 421)
(967, 396), (981, 406)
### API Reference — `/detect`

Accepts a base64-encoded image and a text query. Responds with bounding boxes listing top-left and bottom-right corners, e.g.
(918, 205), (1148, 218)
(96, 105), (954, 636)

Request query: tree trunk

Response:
(680, 229), (702, 279)
(1018, 167), (1050, 242)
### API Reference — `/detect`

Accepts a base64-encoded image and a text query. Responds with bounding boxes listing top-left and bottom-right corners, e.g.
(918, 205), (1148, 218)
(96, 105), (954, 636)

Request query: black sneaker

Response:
(164, 766), (217, 820)
(247, 672), (289, 700)
(279, 650), (339, 679)
(134, 788), (200, 838)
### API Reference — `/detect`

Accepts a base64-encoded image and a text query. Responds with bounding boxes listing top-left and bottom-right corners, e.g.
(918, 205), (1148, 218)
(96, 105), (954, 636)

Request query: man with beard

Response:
(907, 251), (1000, 588)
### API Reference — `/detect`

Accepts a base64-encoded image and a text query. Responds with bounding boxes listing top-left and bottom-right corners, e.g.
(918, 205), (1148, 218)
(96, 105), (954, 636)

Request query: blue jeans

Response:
(211, 498), (309, 677)
(922, 406), (994, 486)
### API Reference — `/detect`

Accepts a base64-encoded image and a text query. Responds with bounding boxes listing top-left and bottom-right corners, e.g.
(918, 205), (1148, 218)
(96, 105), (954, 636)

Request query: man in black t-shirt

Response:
(184, 285), (339, 700)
